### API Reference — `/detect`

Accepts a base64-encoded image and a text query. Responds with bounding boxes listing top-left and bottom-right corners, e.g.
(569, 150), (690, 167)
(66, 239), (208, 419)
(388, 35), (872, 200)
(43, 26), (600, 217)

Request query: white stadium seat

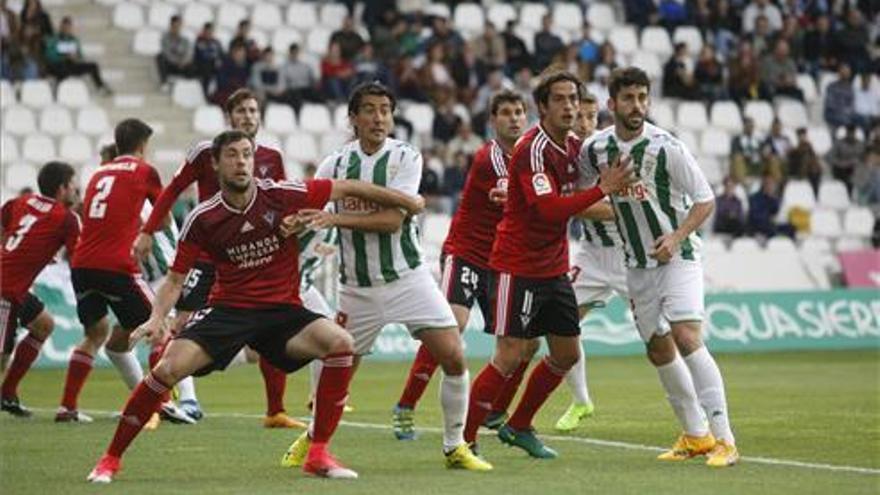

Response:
(552, 2), (583, 34)
(263, 103), (297, 135)
(425, 2), (452, 20)
(817, 180), (850, 211)
(3, 106), (37, 136)
(333, 104), (350, 131)
(113, 2), (144, 31)
(700, 128), (730, 157)
(306, 27), (332, 55)
(1, 134), (19, 163)
(22, 134), (56, 164)
(518, 2), (548, 30)
(4, 163), (38, 192)
(676, 130), (698, 154)
(776, 100), (809, 129)
(59, 134), (94, 163)
(192, 105), (225, 135)
(172, 79), (206, 109)
(514, 25), (535, 52)
(702, 237), (727, 255)
(709, 101), (743, 133)
(630, 51), (662, 79)
(676, 101), (708, 131)
(640, 26), (673, 58)
(836, 237), (866, 252)
(608, 26), (638, 55)
(807, 127), (832, 155)
(403, 103), (434, 135)
(182, 3), (213, 31)
(299, 103), (332, 134)
(796, 74), (818, 102)
(251, 3), (283, 31)
(272, 27), (303, 54)
(0, 80), (15, 109)
(147, 2), (177, 30)
(319, 3), (349, 30)
(586, 3), (615, 31)
(56, 79), (91, 108)
(843, 207), (874, 237)
(800, 237), (832, 253)
(818, 71), (836, 96)
(778, 179), (816, 219)
(20, 79), (53, 108)
(672, 26), (703, 55)
(649, 100), (675, 129)
(132, 28), (162, 57)
(765, 236), (797, 253)
(39, 106), (74, 136)
(454, 3), (485, 37)
(422, 213), (451, 247)
(730, 237), (760, 254)
(217, 2), (248, 31)
(320, 131), (349, 157)
(286, 3), (318, 31)
(743, 100), (774, 132)
(76, 106), (111, 136)
(698, 155), (723, 185)
(810, 208), (842, 237)
(284, 133), (318, 164)
(249, 29), (269, 50)
(486, 3), (517, 29)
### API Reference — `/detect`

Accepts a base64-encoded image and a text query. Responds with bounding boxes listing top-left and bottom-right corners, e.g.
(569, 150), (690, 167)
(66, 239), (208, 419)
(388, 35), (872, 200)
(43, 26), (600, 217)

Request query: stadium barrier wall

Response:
(24, 264), (880, 367)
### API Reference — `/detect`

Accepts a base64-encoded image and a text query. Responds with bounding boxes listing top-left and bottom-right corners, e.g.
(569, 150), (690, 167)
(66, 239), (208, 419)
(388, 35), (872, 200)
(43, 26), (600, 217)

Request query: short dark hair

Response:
(211, 130), (254, 163)
(578, 85), (597, 104)
(203, 22), (213, 31)
(99, 143), (118, 163)
(532, 69), (583, 107)
(224, 88), (258, 115)
(37, 161), (75, 197)
(608, 66), (651, 99)
(348, 81), (396, 116)
(489, 89), (526, 115)
(170, 15), (181, 24)
(288, 42), (299, 52)
(114, 118), (153, 155)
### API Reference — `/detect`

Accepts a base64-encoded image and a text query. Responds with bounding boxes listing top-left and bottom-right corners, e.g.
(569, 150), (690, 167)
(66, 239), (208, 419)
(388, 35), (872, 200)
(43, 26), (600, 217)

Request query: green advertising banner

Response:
(21, 264), (880, 368)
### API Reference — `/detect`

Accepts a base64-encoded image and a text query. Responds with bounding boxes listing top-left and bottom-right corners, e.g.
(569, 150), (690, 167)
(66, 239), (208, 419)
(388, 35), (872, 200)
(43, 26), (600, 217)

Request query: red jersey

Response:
(490, 126), (581, 278)
(171, 179), (332, 308)
(442, 140), (509, 268)
(1, 194), (79, 302)
(142, 138), (286, 234)
(71, 155), (163, 274)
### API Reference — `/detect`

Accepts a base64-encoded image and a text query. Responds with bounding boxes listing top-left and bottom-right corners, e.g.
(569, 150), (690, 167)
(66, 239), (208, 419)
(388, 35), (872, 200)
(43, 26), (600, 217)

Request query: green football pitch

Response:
(1, 350), (878, 495)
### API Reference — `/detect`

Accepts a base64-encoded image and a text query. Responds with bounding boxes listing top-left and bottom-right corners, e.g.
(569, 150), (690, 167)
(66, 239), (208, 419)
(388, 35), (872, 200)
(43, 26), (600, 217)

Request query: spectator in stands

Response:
(353, 43), (390, 87)
(787, 127), (823, 195)
(833, 9), (871, 73)
(45, 17), (112, 94)
(419, 151), (445, 214)
(320, 41), (354, 102)
(19, 0), (52, 56)
(193, 22), (224, 99)
(426, 15), (464, 60)
(663, 42), (698, 99)
(393, 114), (414, 142)
(730, 117), (764, 181)
(823, 63), (855, 137)
(395, 54), (427, 102)
(473, 68), (511, 117)
(728, 40), (764, 103)
(472, 22), (505, 69)
(759, 39), (804, 101)
(420, 41), (454, 99)
(657, 0), (688, 32)
(827, 125), (866, 194)
(443, 150), (468, 212)
(576, 22), (600, 65)
(501, 20), (529, 74)
(854, 137), (880, 211)
(450, 43), (486, 106)
(853, 72), (880, 138)
(1, 0), (38, 82)
(777, 15), (806, 65)
(432, 87), (461, 143)
(1, 0), (19, 47)
(445, 120), (482, 164)
(802, 15), (837, 77)
(330, 15), (365, 62)
(596, 41), (620, 74)
(587, 65), (611, 111)
(534, 14), (564, 72)
(708, 0), (740, 60)
(714, 176), (746, 237)
(748, 174), (789, 237)
(213, 42), (249, 105)
(369, 9), (400, 62)
(229, 20), (260, 66)
(743, 0), (783, 34)
(157, 15), (192, 89)
(513, 66), (539, 121)
(750, 15), (778, 57)
(694, 44), (726, 102)
(622, 0), (659, 29)
(249, 47), (285, 105)
(761, 117), (792, 179)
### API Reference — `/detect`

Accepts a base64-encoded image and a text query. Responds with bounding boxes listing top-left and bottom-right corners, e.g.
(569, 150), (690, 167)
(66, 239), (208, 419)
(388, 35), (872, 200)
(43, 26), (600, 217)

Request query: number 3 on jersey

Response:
(88, 176), (116, 219)
(4, 213), (38, 251)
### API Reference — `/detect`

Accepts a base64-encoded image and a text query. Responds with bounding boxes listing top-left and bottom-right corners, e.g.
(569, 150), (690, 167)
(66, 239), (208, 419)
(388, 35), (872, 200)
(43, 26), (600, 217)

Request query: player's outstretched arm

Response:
(577, 202), (615, 221)
(130, 270), (185, 345)
(329, 179), (424, 215)
(298, 208), (406, 234)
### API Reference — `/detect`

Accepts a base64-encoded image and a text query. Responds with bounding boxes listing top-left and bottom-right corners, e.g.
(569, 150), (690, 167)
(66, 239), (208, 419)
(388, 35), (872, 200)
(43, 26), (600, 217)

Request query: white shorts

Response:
(626, 259), (705, 342)
(570, 244), (629, 308)
(301, 285), (332, 317)
(337, 265), (458, 355)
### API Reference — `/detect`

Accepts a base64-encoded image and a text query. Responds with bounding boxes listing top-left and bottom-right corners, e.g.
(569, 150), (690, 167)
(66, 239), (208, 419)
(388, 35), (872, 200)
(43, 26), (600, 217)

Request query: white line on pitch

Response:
(27, 407), (880, 476)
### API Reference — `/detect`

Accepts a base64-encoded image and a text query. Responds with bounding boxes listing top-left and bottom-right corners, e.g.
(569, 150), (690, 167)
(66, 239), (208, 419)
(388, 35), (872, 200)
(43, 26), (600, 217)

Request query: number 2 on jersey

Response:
(4, 214), (38, 251)
(88, 176), (116, 219)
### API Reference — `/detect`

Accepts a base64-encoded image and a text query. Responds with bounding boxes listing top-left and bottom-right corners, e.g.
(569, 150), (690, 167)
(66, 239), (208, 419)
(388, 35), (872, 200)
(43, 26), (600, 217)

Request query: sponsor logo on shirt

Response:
(616, 182), (649, 201)
(226, 234), (281, 269)
(532, 173), (552, 196)
(240, 221), (254, 233)
(340, 197), (381, 213)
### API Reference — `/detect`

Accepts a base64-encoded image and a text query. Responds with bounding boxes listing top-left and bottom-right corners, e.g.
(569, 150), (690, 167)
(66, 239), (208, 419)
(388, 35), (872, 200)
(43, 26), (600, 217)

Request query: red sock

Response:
(311, 353), (353, 446)
(490, 359), (529, 414)
(506, 358), (568, 431)
(259, 356), (287, 416)
(463, 363), (509, 443)
(396, 344), (438, 409)
(106, 374), (169, 458)
(149, 337), (170, 404)
(1, 333), (45, 398)
(60, 349), (94, 410)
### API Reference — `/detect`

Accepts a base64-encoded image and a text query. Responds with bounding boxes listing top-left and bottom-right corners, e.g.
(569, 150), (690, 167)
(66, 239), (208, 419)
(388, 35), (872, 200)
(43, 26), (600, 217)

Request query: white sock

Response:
(683, 346), (735, 444)
(228, 349), (248, 367)
(439, 370), (469, 452)
(564, 343), (591, 405)
(177, 376), (198, 402)
(105, 349), (144, 390)
(656, 355), (708, 437)
(309, 359), (322, 399)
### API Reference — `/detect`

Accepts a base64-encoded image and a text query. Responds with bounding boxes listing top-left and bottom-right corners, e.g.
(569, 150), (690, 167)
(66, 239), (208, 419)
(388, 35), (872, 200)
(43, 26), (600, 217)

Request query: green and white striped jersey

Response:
(579, 204), (622, 248)
(139, 201), (179, 283)
(297, 226), (337, 291)
(577, 122), (714, 269)
(316, 138), (423, 287)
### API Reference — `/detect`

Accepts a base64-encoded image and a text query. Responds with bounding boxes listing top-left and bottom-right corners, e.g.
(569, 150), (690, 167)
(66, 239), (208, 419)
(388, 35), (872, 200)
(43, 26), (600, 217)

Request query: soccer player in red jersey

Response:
(134, 89), (297, 427)
(461, 71), (634, 459)
(391, 90), (534, 433)
(0, 162), (80, 416)
(87, 130), (424, 483)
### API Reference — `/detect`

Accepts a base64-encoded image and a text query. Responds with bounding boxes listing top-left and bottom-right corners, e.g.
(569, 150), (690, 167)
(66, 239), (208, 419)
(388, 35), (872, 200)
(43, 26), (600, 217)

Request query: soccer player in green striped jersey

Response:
(293, 82), (491, 472)
(576, 67), (739, 467)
